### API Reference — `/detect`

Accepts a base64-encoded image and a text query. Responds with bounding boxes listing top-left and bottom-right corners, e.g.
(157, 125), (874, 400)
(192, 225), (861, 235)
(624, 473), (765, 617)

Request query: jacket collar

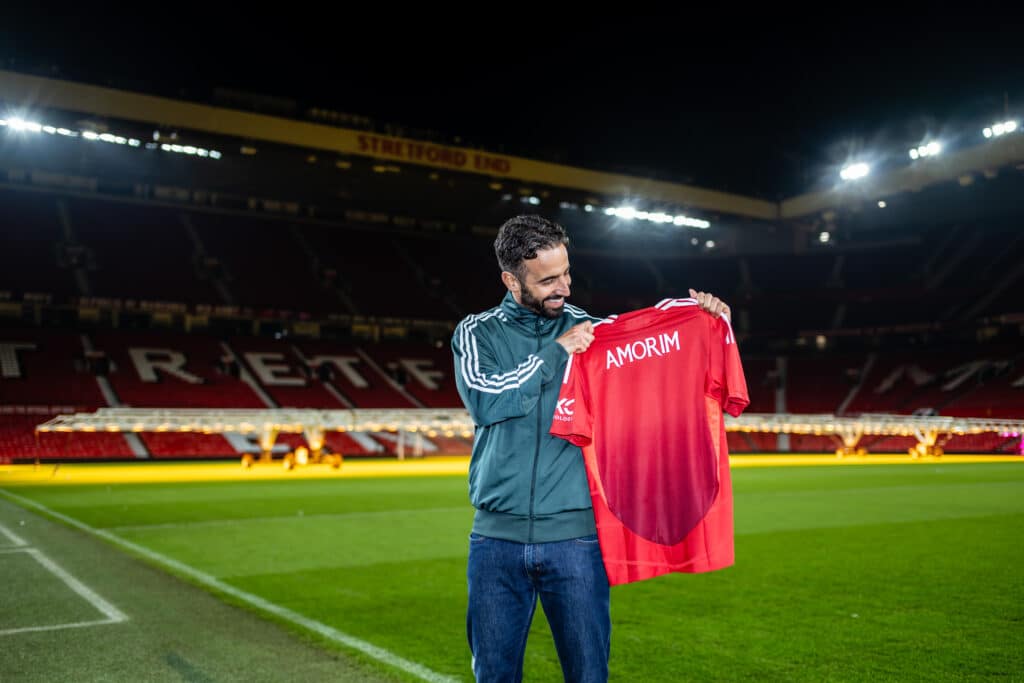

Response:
(500, 290), (564, 333)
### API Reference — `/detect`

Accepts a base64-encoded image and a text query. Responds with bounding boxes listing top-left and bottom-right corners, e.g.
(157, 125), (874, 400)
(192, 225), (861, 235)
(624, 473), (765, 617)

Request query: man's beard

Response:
(519, 279), (565, 319)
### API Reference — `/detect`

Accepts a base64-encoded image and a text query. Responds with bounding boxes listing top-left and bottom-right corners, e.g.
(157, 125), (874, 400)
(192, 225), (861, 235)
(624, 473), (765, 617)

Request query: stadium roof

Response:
(2, 15), (1023, 206)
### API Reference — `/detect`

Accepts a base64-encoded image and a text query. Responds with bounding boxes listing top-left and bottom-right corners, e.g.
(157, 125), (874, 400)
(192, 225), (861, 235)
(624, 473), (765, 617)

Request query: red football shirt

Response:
(550, 298), (749, 585)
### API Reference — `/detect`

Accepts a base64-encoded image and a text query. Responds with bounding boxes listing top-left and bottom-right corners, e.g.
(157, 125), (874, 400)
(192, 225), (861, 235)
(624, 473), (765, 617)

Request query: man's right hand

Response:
(557, 322), (595, 354)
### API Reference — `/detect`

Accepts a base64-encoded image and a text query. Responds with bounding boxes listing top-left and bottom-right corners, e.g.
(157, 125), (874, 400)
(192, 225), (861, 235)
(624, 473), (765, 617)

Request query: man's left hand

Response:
(689, 289), (731, 319)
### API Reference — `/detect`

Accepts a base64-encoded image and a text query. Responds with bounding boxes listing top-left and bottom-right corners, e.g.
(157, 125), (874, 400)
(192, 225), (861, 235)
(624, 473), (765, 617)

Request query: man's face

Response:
(509, 245), (572, 319)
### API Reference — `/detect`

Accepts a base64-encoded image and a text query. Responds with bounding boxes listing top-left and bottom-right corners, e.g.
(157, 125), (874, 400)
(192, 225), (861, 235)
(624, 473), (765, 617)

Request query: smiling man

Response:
(452, 214), (729, 682)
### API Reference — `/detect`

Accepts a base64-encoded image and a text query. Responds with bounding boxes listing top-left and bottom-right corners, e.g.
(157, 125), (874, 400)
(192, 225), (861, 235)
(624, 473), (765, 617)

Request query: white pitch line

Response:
(0, 618), (123, 637)
(23, 547), (128, 623)
(0, 522), (28, 547)
(0, 546), (127, 636)
(0, 489), (459, 683)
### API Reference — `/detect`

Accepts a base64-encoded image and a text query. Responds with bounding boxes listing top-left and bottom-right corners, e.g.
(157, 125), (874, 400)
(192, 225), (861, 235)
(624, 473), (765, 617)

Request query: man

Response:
(452, 214), (729, 683)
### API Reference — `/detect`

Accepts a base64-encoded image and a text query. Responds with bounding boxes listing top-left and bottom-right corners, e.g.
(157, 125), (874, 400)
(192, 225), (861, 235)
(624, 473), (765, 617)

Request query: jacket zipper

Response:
(528, 317), (542, 542)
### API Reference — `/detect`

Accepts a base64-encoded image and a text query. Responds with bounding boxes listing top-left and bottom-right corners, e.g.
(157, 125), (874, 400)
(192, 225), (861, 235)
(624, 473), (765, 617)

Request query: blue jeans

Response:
(467, 533), (611, 683)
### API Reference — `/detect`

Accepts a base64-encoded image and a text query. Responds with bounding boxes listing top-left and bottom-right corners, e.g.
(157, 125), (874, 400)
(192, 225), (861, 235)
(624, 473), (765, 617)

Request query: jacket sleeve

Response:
(452, 318), (567, 428)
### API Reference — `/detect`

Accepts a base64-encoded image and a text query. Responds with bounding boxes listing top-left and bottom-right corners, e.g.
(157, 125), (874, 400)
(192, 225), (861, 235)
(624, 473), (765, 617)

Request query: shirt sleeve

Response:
(549, 352), (594, 447)
(706, 314), (750, 417)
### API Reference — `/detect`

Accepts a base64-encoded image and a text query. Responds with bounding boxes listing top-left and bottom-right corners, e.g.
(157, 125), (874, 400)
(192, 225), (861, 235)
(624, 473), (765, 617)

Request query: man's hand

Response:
(557, 321), (595, 354)
(689, 288), (731, 319)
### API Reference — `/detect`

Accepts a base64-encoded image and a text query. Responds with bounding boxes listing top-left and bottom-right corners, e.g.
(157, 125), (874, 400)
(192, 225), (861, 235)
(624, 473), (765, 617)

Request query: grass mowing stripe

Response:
(108, 506), (468, 532)
(0, 488), (459, 683)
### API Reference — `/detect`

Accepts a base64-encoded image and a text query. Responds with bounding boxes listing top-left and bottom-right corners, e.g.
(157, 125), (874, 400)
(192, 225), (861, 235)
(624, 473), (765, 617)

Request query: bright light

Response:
(985, 120), (1019, 138)
(819, 231), (831, 243)
(608, 206), (710, 229)
(910, 141), (942, 159)
(9, 118), (43, 133)
(584, 204), (594, 212)
(129, 139), (141, 147)
(210, 150), (221, 160)
(705, 240), (715, 249)
(840, 163), (870, 181)
(673, 215), (711, 229)
(43, 126), (57, 134)
(528, 196), (541, 205)
(83, 131), (99, 140)
(57, 128), (76, 137)
(0, 119), (6, 126)
(878, 200), (887, 208)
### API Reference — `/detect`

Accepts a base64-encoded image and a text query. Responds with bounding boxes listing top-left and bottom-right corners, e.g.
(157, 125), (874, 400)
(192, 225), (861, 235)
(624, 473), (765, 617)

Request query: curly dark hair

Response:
(493, 215), (570, 279)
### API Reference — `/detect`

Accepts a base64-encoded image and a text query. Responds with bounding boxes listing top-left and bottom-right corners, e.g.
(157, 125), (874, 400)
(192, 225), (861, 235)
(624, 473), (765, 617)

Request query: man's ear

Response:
(501, 271), (520, 293)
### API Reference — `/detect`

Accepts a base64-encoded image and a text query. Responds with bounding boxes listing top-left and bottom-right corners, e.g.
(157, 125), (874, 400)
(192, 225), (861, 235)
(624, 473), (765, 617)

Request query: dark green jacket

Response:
(452, 292), (601, 542)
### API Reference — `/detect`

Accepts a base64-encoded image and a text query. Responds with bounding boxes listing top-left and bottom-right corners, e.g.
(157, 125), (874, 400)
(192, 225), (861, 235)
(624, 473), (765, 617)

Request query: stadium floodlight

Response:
(604, 207), (616, 216)
(8, 118), (43, 133)
(527, 196), (541, 205)
(909, 141), (941, 160)
(57, 128), (76, 137)
(984, 120), (1019, 138)
(673, 215), (711, 229)
(83, 131), (100, 140)
(705, 240), (715, 249)
(840, 162), (870, 181)
(129, 139), (141, 147)
(878, 200), (887, 208)
(607, 206), (637, 220)
(636, 211), (650, 220)
(819, 231), (831, 243)
(584, 204), (594, 212)
(43, 126), (57, 134)
(210, 150), (222, 160)
(0, 119), (6, 126)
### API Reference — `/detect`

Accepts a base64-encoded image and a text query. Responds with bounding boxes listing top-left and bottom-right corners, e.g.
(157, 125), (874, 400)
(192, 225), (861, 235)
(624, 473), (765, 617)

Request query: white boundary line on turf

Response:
(0, 489), (460, 683)
(0, 547), (128, 636)
(0, 522), (28, 547)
